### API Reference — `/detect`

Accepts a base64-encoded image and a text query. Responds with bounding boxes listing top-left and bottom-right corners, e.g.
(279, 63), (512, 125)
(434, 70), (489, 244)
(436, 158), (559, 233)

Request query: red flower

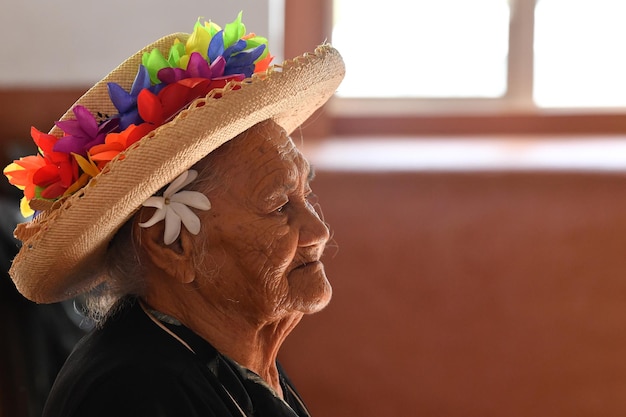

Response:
(30, 127), (80, 199)
(137, 75), (244, 127)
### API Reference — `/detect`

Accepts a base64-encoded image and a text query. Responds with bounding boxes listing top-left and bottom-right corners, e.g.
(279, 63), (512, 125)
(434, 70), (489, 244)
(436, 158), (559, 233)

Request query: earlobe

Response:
(134, 210), (197, 284)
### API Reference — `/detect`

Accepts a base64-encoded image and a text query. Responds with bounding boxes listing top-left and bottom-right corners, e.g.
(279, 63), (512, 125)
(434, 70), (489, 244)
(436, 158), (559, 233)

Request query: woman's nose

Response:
(297, 201), (330, 247)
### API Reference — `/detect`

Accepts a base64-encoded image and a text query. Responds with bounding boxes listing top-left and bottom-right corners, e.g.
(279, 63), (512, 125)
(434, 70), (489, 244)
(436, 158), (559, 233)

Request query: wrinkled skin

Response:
(195, 120), (332, 322)
(139, 120), (332, 395)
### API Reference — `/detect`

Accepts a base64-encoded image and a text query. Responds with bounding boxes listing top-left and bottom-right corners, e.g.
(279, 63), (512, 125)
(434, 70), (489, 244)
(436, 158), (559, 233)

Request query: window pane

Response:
(332, 0), (510, 98)
(534, 0), (626, 107)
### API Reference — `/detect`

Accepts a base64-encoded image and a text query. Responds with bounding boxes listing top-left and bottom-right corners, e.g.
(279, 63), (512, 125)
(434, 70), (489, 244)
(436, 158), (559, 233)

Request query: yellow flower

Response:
(180, 19), (222, 69)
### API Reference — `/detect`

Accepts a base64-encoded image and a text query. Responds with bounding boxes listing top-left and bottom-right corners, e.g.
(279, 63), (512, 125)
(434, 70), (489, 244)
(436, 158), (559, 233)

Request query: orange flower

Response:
(254, 54), (273, 73)
(4, 155), (46, 200)
(89, 123), (155, 168)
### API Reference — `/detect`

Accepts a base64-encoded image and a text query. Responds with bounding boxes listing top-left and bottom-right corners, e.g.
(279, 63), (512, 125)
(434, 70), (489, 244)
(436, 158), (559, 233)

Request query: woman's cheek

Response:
(259, 215), (290, 240)
(254, 221), (294, 276)
(273, 223), (290, 238)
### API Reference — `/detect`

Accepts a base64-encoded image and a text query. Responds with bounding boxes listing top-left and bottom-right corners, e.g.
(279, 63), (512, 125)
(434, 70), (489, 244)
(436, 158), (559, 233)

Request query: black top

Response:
(42, 298), (311, 417)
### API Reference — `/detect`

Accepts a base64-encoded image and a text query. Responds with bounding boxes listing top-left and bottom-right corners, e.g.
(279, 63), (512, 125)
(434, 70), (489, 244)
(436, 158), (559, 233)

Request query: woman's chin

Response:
(287, 262), (332, 314)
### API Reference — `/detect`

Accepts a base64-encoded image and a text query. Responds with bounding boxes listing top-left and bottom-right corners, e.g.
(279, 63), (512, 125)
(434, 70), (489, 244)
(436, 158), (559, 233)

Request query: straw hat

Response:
(5, 16), (345, 303)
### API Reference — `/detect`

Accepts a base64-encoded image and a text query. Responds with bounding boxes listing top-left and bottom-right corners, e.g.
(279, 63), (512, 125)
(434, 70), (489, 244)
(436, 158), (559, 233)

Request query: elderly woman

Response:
(4, 13), (344, 417)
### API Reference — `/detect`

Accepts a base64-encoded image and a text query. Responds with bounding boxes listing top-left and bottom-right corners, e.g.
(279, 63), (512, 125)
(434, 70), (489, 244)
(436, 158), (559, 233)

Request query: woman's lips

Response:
(292, 260), (323, 272)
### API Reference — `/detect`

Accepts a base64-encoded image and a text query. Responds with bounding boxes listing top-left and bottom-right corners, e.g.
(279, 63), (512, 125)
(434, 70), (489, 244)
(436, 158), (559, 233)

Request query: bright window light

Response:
(534, 0), (626, 108)
(332, 0), (510, 98)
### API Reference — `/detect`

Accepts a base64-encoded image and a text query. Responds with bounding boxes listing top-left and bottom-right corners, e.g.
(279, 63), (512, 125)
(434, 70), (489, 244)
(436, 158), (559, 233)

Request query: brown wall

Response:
(280, 169), (626, 417)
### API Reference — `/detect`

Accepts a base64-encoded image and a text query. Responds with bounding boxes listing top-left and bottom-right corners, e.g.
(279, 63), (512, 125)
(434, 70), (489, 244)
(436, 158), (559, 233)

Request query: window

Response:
(333, 0), (626, 109)
(284, 0), (626, 135)
(333, 0), (510, 99)
(534, 0), (626, 108)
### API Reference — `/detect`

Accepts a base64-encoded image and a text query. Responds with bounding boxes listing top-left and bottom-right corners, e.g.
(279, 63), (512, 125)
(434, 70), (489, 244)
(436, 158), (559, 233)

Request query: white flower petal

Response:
(138, 170), (205, 244)
(163, 208), (182, 245)
(141, 196), (165, 209)
(164, 169), (198, 197)
(170, 202), (201, 235)
(138, 208), (167, 228)
(181, 169), (199, 187)
(163, 171), (189, 198)
(171, 190), (211, 210)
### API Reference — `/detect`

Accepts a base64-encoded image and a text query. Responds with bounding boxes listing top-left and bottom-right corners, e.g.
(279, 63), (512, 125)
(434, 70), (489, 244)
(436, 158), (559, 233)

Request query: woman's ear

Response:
(133, 208), (196, 284)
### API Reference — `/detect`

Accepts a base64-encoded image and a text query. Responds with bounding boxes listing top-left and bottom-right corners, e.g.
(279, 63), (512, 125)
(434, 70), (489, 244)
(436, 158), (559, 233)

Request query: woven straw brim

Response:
(9, 33), (345, 303)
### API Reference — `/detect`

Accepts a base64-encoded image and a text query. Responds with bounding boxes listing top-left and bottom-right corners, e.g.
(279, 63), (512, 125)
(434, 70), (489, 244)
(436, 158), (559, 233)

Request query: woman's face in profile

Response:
(197, 121), (332, 321)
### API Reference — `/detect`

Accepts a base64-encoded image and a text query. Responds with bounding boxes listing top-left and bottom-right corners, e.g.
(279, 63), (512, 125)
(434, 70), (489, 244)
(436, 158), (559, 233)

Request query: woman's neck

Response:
(143, 287), (303, 396)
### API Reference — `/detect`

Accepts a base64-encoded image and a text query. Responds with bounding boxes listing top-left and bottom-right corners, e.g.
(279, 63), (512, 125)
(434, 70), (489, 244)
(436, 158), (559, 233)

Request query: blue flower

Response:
(108, 66), (154, 129)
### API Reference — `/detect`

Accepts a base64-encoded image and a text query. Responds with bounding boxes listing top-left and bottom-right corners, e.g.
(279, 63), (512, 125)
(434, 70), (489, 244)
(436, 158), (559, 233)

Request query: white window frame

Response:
(329, 0), (537, 117)
(284, 0), (626, 136)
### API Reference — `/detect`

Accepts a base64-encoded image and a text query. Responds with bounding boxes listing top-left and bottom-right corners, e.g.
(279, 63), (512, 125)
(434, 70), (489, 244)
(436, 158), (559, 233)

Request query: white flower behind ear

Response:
(138, 170), (211, 245)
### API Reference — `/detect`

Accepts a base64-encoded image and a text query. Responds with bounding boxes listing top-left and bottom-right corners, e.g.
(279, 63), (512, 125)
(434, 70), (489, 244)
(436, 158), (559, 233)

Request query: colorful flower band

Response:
(4, 12), (271, 218)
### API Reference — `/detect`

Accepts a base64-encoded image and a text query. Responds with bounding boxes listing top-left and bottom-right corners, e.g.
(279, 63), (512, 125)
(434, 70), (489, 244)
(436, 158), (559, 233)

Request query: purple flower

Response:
(53, 106), (120, 156)
(157, 53), (227, 84)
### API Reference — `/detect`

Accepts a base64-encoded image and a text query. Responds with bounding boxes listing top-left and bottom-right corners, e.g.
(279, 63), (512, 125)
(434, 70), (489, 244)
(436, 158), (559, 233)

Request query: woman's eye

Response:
(275, 202), (288, 213)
